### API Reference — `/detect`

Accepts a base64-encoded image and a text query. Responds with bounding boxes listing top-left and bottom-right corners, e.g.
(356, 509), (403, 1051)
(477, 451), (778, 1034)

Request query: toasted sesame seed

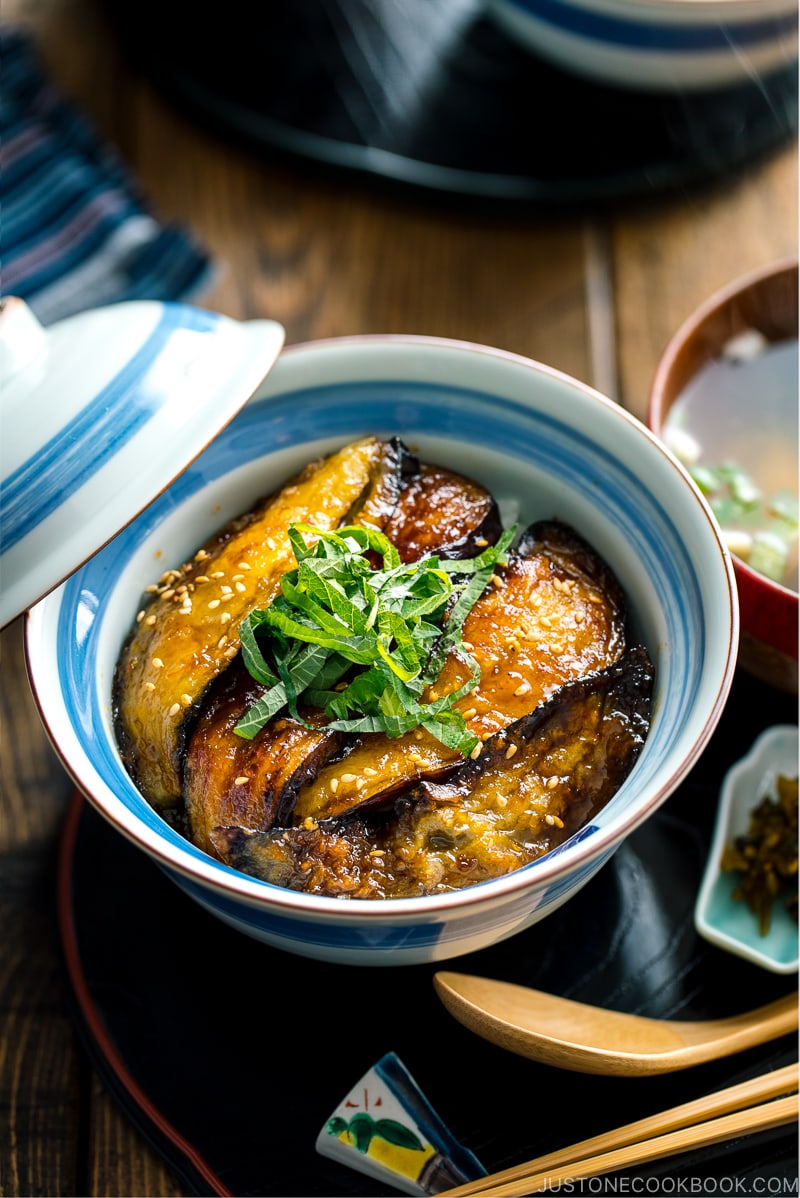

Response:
(491, 574), (504, 589)
(514, 681), (532, 696)
(145, 614), (157, 626)
(195, 549), (210, 561)
(546, 776), (559, 790)
(552, 814), (564, 827)
(217, 635), (228, 649)
(136, 610), (145, 623)
(545, 813), (556, 825)
(237, 561), (251, 570)
(340, 773), (357, 784)
(220, 612), (232, 624)
(266, 537), (277, 550)
(462, 707), (478, 720)
(428, 689), (439, 702)
(145, 681), (156, 691)
(330, 778), (339, 793)
(224, 645), (238, 658)
(180, 693), (192, 707)
(152, 657), (164, 669)
(300, 860), (312, 871)
(355, 778), (365, 790)
(208, 598), (221, 609)
(211, 570), (225, 579)
(505, 744), (518, 760)
(195, 575), (209, 584)
(145, 584), (159, 594)
(475, 537), (488, 547)
(369, 849), (385, 857)
(234, 776), (249, 786)
(220, 585), (233, 595)
(470, 742), (482, 760)
(496, 795), (508, 808)
(235, 581), (247, 593)
(540, 614), (553, 628)
(462, 640), (474, 650)
(303, 816), (319, 830)
(363, 767), (377, 776)
(574, 610), (585, 624)
(168, 703), (181, 718)
(161, 588), (175, 600)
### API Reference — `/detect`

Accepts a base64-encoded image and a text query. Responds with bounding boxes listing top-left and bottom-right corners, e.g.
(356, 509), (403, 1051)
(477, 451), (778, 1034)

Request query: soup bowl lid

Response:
(0, 296), (285, 629)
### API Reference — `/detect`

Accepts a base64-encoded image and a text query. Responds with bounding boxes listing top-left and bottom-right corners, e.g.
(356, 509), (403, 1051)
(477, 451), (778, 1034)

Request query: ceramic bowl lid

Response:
(0, 297), (285, 628)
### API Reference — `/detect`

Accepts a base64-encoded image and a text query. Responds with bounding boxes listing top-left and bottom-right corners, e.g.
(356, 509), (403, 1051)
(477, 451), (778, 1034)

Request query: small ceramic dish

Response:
(695, 724), (799, 974)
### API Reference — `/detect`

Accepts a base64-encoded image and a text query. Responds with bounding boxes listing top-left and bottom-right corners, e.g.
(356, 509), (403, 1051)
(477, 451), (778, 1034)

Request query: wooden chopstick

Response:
(437, 1064), (798, 1198)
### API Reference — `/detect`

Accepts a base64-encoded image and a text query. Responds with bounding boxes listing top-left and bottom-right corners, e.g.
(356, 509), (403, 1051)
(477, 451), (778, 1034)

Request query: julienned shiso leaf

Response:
(234, 522), (515, 756)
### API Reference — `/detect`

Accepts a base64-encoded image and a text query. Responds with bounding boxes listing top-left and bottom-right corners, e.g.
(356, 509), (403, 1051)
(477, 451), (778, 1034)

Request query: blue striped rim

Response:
(504, 0), (797, 51)
(54, 377), (707, 880)
(0, 304), (220, 555)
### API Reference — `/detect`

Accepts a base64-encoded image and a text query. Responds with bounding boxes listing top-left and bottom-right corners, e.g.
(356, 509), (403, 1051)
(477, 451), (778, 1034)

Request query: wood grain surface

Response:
(0, 1), (796, 1194)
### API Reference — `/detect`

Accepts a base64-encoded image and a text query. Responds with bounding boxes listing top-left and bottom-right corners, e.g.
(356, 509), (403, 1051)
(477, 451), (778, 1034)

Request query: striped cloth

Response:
(1, 24), (213, 325)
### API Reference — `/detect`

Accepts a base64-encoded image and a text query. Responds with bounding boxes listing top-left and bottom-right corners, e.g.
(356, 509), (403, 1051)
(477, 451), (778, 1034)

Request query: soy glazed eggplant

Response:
(114, 436), (416, 809)
(113, 436), (654, 897)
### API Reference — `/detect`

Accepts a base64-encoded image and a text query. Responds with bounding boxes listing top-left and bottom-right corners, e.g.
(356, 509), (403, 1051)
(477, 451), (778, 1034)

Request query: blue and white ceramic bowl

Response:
(486, 0), (798, 92)
(26, 335), (738, 966)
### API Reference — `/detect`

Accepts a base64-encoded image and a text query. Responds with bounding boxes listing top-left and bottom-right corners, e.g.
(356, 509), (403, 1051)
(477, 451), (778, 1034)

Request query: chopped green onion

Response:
(689, 464), (721, 496)
(234, 522), (515, 756)
(716, 463), (762, 508)
(749, 531), (789, 584)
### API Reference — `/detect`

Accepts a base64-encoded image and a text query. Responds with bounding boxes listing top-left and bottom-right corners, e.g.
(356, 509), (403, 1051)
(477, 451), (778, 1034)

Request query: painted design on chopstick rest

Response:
(316, 1051), (486, 1196)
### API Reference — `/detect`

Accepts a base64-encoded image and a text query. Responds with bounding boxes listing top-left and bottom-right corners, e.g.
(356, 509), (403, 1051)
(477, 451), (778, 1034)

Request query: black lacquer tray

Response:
(98, 0), (798, 212)
(57, 668), (798, 1197)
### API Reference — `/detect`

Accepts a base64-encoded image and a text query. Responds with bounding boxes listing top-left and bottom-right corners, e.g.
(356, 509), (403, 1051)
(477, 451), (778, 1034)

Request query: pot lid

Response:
(0, 296), (285, 629)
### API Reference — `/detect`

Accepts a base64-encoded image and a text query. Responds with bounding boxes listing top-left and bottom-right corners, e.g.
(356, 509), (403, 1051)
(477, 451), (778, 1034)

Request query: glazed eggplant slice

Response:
(183, 657), (348, 855)
(290, 520), (628, 825)
(393, 643), (655, 890)
(382, 462), (502, 562)
(211, 645), (654, 898)
(211, 818), (384, 897)
(113, 436), (409, 809)
(184, 459), (504, 855)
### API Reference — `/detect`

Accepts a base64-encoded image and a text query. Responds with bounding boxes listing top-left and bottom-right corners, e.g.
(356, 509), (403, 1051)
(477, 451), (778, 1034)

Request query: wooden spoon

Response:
(433, 973), (798, 1076)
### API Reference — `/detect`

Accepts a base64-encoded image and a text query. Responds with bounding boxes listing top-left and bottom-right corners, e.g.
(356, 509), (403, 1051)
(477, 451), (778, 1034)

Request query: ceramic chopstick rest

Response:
(316, 1051), (486, 1195)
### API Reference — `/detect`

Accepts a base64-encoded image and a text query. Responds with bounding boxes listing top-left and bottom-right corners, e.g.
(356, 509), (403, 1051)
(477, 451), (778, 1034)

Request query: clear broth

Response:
(663, 333), (798, 593)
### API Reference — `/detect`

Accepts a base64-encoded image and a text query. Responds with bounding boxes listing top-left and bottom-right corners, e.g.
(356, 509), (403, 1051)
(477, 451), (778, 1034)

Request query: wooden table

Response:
(1, 1), (797, 1193)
